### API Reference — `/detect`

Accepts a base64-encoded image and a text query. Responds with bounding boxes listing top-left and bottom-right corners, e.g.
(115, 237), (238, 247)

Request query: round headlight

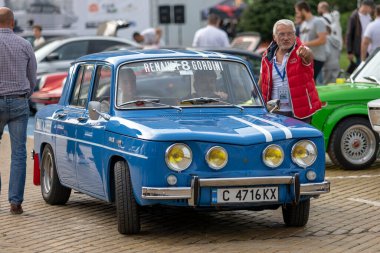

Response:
(262, 145), (284, 168)
(206, 146), (228, 170)
(291, 140), (317, 168)
(165, 143), (192, 172)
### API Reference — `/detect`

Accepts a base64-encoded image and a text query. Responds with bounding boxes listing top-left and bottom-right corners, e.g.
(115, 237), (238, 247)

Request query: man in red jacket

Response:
(258, 19), (322, 123)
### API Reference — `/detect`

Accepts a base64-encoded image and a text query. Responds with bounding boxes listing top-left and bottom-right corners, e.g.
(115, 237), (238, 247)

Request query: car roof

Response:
(76, 48), (247, 66)
(44, 36), (139, 46)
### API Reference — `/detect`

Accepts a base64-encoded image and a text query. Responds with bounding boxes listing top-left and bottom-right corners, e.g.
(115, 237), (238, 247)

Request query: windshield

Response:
(353, 50), (380, 83)
(115, 59), (262, 109)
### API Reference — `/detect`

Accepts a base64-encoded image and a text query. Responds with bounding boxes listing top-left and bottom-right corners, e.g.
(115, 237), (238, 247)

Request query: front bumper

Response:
(141, 175), (330, 206)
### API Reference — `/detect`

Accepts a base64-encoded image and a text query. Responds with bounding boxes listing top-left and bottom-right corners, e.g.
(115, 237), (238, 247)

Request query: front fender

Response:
(313, 104), (368, 149)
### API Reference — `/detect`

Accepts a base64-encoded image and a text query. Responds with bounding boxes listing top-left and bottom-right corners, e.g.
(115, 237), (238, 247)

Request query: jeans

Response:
(0, 97), (29, 205)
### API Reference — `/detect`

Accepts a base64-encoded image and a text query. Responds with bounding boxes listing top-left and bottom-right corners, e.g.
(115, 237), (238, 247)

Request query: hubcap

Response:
(341, 124), (376, 165)
(42, 152), (53, 194)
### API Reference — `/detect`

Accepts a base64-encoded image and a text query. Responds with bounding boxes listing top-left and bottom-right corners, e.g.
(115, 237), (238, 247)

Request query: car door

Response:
(75, 65), (112, 198)
(45, 40), (89, 73)
(54, 64), (94, 188)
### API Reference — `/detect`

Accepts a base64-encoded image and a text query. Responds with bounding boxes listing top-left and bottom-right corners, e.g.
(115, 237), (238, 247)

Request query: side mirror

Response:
(88, 101), (111, 121)
(267, 99), (280, 113)
(45, 52), (60, 61)
(88, 101), (101, 120)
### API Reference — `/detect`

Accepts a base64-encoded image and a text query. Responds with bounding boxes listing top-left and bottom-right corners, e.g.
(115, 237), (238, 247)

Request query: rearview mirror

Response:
(45, 52), (60, 61)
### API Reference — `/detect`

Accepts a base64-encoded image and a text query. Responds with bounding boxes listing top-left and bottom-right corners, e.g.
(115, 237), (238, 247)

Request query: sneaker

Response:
(10, 203), (23, 215)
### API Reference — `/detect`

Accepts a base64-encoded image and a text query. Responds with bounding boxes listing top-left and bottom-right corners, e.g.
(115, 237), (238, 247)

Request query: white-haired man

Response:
(259, 19), (322, 123)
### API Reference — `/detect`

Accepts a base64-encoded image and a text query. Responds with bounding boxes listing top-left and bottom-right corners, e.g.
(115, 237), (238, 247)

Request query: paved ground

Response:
(1, 134), (380, 253)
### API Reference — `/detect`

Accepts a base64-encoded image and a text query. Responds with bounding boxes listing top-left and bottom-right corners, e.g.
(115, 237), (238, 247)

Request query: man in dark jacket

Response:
(346, 0), (374, 65)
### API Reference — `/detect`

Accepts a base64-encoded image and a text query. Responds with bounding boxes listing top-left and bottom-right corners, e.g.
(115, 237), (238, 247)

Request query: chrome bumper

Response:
(141, 175), (330, 206)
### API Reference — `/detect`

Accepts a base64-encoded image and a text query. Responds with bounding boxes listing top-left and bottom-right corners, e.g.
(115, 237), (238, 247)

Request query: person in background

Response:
(295, 1), (327, 83)
(318, 2), (342, 84)
(361, 4), (380, 62)
(318, 1), (343, 50)
(133, 27), (164, 48)
(192, 13), (230, 48)
(321, 21), (341, 84)
(258, 19), (321, 123)
(346, 0), (374, 65)
(32, 24), (45, 48)
(0, 7), (37, 215)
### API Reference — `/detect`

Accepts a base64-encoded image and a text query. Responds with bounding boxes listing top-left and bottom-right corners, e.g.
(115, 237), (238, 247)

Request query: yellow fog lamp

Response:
(262, 145), (284, 168)
(165, 143), (192, 172)
(206, 146), (228, 170)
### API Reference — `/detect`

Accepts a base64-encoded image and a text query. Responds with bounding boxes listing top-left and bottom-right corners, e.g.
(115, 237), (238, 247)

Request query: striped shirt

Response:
(0, 28), (37, 96)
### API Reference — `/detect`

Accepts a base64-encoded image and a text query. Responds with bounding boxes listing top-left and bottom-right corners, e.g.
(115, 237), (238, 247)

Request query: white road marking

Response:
(347, 198), (380, 207)
(326, 174), (380, 180)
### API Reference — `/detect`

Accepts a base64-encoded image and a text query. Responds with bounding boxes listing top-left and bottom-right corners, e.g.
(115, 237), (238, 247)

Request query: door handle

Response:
(77, 116), (88, 122)
(55, 112), (67, 119)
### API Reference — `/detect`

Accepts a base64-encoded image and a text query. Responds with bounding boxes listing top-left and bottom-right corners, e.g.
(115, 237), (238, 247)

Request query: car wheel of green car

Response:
(328, 117), (379, 170)
(41, 145), (71, 205)
(282, 199), (310, 227)
(114, 160), (140, 235)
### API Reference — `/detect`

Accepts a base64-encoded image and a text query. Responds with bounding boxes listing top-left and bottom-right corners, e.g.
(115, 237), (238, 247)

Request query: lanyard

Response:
(274, 61), (286, 82)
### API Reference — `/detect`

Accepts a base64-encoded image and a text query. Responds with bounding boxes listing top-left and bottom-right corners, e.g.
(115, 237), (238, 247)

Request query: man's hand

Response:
(296, 45), (312, 65)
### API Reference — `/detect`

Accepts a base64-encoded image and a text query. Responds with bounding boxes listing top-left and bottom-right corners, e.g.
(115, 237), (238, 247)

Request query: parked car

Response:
(34, 36), (140, 75)
(30, 72), (68, 105)
(368, 99), (380, 133)
(14, 2), (78, 29)
(312, 47), (380, 170)
(33, 49), (330, 234)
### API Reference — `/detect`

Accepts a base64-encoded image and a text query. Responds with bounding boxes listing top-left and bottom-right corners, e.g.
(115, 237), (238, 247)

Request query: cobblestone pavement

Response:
(1, 134), (380, 253)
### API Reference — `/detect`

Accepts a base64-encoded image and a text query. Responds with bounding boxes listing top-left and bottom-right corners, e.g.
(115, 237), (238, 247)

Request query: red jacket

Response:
(260, 38), (322, 119)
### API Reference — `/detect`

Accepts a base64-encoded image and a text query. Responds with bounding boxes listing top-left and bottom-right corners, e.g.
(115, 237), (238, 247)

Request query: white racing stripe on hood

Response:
(229, 116), (273, 142)
(247, 115), (292, 139)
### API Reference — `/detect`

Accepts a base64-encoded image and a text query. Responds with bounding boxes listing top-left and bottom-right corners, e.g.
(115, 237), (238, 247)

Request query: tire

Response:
(282, 199), (310, 227)
(328, 117), (379, 170)
(114, 161), (140, 234)
(40, 145), (71, 205)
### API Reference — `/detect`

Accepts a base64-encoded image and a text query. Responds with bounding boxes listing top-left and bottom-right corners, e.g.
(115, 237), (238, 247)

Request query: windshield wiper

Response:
(181, 97), (220, 104)
(363, 76), (380, 85)
(180, 97), (244, 111)
(119, 98), (182, 111)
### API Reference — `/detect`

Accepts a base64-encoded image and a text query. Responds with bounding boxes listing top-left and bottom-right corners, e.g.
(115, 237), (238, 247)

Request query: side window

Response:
(53, 41), (89, 61)
(91, 65), (112, 112)
(88, 40), (127, 53)
(69, 65), (94, 108)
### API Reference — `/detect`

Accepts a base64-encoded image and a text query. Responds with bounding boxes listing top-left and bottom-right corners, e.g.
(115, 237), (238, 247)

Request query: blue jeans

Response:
(0, 97), (29, 205)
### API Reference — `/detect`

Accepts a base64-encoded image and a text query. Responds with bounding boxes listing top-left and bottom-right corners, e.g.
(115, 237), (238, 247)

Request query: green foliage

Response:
(238, 0), (297, 42)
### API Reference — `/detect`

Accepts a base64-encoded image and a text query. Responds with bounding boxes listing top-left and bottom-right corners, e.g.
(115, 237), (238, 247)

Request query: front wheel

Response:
(114, 161), (140, 234)
(328, 117), (379, 170)
(40, 145), (71, 205)
(282, 199), (310, 227)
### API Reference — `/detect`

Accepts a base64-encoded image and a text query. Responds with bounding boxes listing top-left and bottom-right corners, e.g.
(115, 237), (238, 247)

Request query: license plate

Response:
(212, 187), (278, 204)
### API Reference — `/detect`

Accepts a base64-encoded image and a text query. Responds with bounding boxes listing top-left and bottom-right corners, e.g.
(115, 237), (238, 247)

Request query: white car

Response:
(34, 36), (140, 75)
(368, 99), (380, 133)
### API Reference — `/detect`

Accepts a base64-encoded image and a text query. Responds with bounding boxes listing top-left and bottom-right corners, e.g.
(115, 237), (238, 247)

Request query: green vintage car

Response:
(312, 47), (380, 170)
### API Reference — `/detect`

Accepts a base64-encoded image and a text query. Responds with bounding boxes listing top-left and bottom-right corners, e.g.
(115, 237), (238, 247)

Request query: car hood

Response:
(317, 82), (380, 102)
(107, 112), (322, 145)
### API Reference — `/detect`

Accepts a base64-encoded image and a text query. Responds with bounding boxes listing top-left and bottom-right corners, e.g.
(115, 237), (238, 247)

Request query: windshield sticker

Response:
(143, 60), (224, 73)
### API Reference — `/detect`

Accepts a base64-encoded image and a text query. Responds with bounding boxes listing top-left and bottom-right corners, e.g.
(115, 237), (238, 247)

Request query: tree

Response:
(238, 0), (298, 42)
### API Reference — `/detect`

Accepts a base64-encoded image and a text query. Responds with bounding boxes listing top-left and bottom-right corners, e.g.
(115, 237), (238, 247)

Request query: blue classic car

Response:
(33, 49), (330, 234)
